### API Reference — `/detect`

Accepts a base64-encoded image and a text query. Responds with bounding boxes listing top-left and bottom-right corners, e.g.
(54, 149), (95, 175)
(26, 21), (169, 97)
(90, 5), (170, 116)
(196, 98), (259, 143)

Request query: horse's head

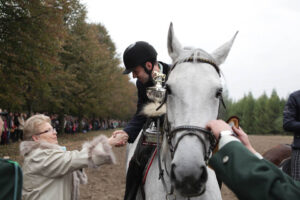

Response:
(165, 23), (237, 197)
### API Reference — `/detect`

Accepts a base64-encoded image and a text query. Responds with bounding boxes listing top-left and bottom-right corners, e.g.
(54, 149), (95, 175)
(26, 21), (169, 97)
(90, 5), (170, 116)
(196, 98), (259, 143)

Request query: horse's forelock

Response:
(174, 48), (221, 76)
(177, 48), (216, 64)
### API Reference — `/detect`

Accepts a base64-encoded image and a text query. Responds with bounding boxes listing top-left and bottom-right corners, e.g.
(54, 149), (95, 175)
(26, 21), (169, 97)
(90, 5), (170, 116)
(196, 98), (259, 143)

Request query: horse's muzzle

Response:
(171, 164), (208, 197)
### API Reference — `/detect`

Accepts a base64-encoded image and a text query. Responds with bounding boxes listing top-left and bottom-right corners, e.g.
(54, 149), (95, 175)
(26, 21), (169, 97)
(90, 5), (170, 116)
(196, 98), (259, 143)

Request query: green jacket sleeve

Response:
(209, 141), (300, 200)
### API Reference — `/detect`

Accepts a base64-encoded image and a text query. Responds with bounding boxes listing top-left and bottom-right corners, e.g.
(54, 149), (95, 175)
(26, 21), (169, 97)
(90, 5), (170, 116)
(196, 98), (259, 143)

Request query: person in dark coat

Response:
(13, 113), (20, 142)
(207, 119), (300, 200)
(112, 41), (169, 200)
(283, 90), (300, 181)
(113, 41), (169, 144)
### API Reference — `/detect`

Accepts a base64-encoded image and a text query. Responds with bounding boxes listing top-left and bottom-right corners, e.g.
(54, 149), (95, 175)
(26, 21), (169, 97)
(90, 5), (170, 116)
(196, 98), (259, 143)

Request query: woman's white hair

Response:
(23, 114), (51, 140)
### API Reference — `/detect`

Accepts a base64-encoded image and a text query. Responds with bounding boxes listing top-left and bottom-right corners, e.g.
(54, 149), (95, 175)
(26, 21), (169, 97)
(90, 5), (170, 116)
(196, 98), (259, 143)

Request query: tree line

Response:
(0, 1), (291, 135)
(219, 89), (289, 135)
(0, 0), (137, 132)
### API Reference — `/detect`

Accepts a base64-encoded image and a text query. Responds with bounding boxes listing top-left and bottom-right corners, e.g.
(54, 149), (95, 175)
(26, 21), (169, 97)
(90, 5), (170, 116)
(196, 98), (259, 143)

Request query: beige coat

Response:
(20, 135), (115, 200)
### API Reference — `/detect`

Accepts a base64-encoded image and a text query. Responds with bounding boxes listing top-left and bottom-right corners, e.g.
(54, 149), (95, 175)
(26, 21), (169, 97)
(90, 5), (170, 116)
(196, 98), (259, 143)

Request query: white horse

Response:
(126, 23), (237, 200)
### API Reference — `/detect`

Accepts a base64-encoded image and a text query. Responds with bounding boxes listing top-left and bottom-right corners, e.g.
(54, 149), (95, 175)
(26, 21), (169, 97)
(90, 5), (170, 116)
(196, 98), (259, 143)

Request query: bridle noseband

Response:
(165, 125), (217, 163)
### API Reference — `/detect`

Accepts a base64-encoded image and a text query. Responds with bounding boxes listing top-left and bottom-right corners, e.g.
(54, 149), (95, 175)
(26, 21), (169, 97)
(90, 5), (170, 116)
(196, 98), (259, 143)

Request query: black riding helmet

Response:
(123, 41), (157, 74)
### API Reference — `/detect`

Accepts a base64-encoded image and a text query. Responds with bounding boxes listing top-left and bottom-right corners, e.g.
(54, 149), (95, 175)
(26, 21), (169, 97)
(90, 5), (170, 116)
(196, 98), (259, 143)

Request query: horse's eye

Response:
(216, 88), (223, 98)
(166, 84), (172, 95)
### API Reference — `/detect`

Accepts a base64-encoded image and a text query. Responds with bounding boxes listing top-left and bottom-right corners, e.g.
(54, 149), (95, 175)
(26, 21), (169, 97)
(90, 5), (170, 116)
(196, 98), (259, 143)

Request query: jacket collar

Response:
(20, 141), (61, 156)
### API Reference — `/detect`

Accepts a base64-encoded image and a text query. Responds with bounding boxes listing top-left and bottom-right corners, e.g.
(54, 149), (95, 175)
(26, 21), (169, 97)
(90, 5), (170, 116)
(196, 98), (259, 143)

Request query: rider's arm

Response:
(124, 81), (147, 143)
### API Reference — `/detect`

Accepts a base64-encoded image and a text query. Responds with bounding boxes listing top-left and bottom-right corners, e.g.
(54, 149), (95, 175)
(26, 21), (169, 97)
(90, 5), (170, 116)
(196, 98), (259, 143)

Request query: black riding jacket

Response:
(124, 61), (170, 143)
(283, 90), (300, 148)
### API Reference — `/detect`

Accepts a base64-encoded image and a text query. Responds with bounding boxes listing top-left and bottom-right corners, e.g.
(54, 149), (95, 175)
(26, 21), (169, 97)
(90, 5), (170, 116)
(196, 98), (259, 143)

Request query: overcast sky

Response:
(81, 0), (300, 100)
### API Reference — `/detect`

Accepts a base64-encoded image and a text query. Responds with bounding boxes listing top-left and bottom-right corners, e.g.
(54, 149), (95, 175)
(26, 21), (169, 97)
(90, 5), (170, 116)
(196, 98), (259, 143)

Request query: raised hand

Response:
(232, 126), (256, 154)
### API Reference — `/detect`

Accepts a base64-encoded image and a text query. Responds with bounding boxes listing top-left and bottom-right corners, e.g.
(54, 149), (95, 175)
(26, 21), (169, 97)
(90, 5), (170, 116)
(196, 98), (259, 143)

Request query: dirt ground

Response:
(0, 131), (292, 199)
(73, 134), (292, 200)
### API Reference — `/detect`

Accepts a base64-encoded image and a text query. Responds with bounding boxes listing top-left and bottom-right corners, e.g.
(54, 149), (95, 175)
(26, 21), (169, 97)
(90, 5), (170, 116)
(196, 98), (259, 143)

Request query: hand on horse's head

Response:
(206, 120), (258, 155)
(206, 120), (232, 140)
(110, 130), (129, 147)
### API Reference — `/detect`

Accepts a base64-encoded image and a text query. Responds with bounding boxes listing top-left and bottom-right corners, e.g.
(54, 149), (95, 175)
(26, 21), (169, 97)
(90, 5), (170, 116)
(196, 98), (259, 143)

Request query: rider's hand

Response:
(109, 130), (129, 147)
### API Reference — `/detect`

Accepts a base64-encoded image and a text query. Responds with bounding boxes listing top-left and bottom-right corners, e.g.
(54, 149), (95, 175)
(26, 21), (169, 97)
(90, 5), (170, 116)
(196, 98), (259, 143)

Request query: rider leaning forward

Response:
(112, 41), (170, 200)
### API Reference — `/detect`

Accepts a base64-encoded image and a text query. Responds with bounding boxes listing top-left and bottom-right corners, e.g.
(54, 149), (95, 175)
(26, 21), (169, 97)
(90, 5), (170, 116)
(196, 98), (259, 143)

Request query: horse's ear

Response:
(167, 22), (183, 62)
(211, 31), (238, 66)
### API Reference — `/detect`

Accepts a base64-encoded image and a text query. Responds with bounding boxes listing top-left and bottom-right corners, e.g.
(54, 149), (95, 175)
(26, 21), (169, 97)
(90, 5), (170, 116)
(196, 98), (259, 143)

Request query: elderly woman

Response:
(20, 114), (128, 200)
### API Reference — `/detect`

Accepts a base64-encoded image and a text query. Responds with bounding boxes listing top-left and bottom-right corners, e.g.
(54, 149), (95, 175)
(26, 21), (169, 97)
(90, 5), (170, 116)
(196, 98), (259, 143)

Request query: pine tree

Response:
(267, 89), (282, 134)
(241, 92), (256, 133)
(253, 92), (269, 134)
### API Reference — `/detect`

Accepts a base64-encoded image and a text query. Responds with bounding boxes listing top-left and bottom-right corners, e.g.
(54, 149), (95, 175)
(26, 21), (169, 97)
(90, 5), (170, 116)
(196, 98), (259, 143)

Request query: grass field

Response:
(0, 130), (293, 200)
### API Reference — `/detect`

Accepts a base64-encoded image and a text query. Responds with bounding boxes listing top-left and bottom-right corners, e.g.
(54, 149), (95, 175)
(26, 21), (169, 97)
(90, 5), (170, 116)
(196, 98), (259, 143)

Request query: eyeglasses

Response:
(36, 127), (56, 136)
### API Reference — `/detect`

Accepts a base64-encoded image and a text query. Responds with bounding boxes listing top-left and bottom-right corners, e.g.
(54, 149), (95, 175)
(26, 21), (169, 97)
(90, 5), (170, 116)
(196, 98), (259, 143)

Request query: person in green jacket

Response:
(206, 120), (300, 200)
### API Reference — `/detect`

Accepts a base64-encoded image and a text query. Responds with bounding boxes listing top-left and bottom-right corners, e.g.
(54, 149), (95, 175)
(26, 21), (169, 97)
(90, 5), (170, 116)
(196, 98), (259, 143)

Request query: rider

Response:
(283, 90), (300, 181)
(112, 41), (170, 200)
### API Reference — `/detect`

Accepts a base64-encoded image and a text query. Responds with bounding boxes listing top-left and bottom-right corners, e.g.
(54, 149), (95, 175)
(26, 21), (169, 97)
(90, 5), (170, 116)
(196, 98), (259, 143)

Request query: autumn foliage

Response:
(0, 0), (137, 121)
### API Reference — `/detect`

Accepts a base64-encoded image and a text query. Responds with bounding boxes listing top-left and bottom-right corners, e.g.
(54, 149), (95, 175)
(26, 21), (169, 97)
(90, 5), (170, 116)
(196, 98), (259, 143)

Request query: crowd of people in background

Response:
(0, 111), (26, 145)
(0, 109), (127, 145)
(50, 114), (126, 134)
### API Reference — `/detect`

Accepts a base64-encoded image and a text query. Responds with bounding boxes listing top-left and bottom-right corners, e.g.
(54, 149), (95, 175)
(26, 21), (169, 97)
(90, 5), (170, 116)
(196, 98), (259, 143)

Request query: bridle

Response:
(170, 57), (220, 74)
(164, 124), (217, 163)
(163, 55), (222, 163)
(153, 55), (224, 199)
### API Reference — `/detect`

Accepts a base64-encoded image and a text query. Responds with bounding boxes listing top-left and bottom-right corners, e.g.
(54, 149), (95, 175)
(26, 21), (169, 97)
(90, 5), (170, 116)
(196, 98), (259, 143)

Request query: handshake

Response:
(108, 130), (129, 147)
